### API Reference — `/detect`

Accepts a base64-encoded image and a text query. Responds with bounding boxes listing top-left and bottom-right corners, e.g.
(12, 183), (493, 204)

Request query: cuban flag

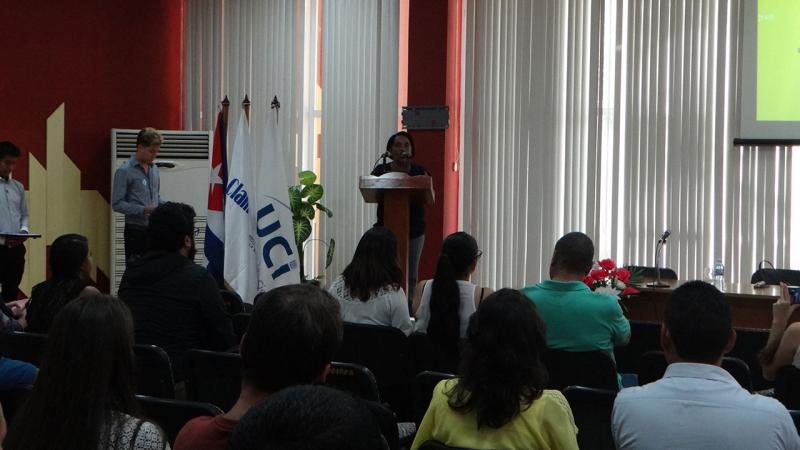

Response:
(224, 110), (259, 304)
(205, 110), (228, 285)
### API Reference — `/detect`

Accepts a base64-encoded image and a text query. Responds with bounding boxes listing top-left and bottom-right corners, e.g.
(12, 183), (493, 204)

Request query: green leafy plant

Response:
(288, 170), (335, 284)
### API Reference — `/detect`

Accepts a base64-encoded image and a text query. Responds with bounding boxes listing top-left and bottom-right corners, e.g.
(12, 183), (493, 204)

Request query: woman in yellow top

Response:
(411, 288), (579, 450)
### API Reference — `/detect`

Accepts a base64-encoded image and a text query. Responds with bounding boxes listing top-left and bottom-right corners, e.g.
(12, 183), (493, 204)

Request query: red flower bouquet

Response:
(584, 258), (640, 297)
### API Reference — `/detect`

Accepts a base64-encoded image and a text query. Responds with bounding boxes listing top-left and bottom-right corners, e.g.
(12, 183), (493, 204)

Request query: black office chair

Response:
(326, 361), (381, 402)
(638, 351), (752, 390)
(337, 323), (414, 420)
(413, 371), (456, 426)
(136, 394), (223, 444)
(614, 320), (662, 375)
(0, 331), (47, 365)
(543, 349), (619, 391)
(0, 385), (32, 427)
(408, 332), (461, 375)
(751, 268), (800, 286)
(625, 265), (678, 280)
(775, 365), (800, 410)
(219, 290), (245, 315)
(184, 349), (242, 411)
(133, 344), (176, 399)
(729, 327), (770, 391)
(232, 312), (251, 338)
(563, 386), (617, 450)
(789, 410), (800, 436)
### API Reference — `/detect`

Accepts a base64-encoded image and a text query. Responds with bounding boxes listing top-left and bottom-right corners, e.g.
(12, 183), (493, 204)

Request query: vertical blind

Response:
(319, 0), (399, 281)
(184, 0), (304, 178)
(462, 0), (797, 288)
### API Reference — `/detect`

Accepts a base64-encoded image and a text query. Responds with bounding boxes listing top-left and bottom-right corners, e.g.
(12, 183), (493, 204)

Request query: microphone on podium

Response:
(648, 229), (672, 288)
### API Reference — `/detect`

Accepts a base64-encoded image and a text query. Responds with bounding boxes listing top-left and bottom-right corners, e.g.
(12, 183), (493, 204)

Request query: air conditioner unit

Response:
(111, 129), (211, 294)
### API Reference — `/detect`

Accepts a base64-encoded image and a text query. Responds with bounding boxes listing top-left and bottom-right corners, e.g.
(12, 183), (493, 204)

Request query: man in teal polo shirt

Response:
(521, 232), (630, 359)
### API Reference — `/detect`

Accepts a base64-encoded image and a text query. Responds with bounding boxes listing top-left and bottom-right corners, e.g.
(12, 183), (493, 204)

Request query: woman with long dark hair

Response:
(412, 289), (579, 450)
(26, 233), (100, 333)
(328, 227), (413, 335)
(413, 232), (491, 346)
(371, 131), (430, 301)
(6, 295), (169, 450)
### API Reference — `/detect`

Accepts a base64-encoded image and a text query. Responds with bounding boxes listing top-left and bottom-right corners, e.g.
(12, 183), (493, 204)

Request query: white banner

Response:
(224, 110), (259, 303)
(254, 112), (301, 290)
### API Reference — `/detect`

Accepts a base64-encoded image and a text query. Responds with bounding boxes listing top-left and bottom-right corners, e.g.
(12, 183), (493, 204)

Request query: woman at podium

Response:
(371, 131), (430, 301)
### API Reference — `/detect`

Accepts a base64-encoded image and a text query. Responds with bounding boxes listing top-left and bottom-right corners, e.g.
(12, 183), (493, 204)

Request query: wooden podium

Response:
(360, 172), (435, 294)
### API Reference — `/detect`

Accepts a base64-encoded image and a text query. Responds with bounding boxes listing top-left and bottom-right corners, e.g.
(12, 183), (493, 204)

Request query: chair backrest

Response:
(232, 312), (251, 338)
(721, 356), (753, 391)
(614, 321), (662, 374)
(751, 268), (800, 286)
(220, 290), (245, 315)
(183, 349), (242, 411)
(327, 361), (381, 402)
(729, 327), (770, 391)
(0, 332), (47, 365)
(136, 394), (223, 444)
(417, 441), (471, 450)
(0, 385), (32, 428)
(413, 371), (456, 426)
(789, 410), (800, 436)
(775, 366), (800, 410)
(625, 265), (678, 280)
(562, 386), (617, 450)
(133, 344), (176, 399)
(543, 349), (619, 391)
(638, 351), (752, 390)
(408, 332), (461, 375)
(337, 322), (414, 419)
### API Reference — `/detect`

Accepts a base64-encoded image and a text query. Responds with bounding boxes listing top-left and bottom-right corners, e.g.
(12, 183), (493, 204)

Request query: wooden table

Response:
(624, 279), (786, 329)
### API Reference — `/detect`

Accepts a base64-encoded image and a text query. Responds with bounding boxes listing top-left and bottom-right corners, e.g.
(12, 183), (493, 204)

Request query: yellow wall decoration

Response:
(19, 103), (111, 295)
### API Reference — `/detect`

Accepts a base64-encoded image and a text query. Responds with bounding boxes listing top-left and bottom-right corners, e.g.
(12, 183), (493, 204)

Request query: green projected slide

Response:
(758, 0), (800, 121)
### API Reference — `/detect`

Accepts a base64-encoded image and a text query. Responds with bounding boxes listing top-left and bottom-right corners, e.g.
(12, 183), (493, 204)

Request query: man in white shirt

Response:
(0, 142), (29, 302)
(612, 280), (800, 450)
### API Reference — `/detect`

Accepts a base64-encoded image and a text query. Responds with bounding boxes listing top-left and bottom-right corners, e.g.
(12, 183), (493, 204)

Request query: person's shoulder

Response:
(10, 178), (24, 190)
(174, 415), (232, 450)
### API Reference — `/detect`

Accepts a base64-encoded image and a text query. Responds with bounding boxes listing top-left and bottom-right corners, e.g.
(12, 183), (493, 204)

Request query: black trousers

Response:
(0, 244), (26, 302)
(124, 224), (149, 263)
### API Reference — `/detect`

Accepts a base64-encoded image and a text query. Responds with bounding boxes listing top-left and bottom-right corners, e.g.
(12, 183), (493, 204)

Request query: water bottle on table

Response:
(713, 259), (725, 290)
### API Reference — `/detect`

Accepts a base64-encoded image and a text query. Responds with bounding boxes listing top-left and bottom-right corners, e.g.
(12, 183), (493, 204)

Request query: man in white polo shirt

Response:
(612, 280), (800, 450)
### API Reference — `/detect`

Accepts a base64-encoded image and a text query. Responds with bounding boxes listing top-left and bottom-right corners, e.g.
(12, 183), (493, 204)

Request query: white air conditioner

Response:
(110, 129), (211, 294)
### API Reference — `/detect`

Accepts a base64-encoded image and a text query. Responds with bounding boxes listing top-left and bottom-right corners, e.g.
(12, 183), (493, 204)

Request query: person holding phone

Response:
(0, 141), (30, 303)
(112, 128), (164, 263)
(759, 283), (800, 381)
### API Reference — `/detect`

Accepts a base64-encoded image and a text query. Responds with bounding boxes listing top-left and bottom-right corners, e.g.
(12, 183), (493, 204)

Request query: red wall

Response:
(0, 0), (184, 194)
(407, 0), (460, 278)
(0, 1), (183, 292)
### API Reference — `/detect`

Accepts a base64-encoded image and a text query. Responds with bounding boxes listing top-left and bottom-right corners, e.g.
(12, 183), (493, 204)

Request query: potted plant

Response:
(288, 170), (335, 284)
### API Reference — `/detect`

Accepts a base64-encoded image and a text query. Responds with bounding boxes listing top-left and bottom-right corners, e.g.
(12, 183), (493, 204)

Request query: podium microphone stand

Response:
(647, 230), (671, 288)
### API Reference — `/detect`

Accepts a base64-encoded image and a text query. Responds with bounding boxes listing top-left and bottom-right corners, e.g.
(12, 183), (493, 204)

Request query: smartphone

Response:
(788, 286), (800, 305)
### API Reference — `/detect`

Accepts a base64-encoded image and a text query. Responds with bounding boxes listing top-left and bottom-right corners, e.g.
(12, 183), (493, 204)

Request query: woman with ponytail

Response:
(413, 232), (491, 344)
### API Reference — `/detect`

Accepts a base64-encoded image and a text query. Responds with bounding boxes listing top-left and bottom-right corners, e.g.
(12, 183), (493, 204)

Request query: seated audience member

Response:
(413, 232), (491, 345)
(0, 298), (36, 393)
(229, 384), (388, 450)
(5, 295), (169, 450)
(118, 202), (235, 381)
(521, 232), (630, 359)
(759, 283), (800, 381)
(412, 289), (579, 450)
(328, 227), (412, 335)
(612, 281), (800, 450)
(174, 284), (398, 450)
(26, 233), (100, 333)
